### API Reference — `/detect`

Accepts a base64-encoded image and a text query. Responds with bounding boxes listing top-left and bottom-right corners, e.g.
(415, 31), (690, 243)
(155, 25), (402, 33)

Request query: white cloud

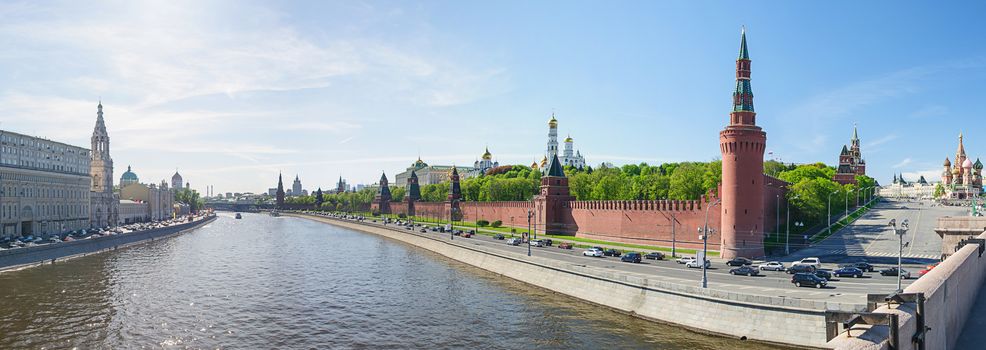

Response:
(893, 158), (913, 168)
(903, 169), (941, 182)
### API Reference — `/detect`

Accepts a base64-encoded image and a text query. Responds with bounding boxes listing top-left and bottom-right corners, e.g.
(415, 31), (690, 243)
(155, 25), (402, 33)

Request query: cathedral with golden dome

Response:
(541, 113), (586, 170)
(472, 147), (499, 175)
(941, 133), (983, 200)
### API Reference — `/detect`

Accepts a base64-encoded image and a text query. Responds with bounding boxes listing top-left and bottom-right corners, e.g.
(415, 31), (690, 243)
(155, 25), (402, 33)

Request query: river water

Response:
(0, 213), (781, 349)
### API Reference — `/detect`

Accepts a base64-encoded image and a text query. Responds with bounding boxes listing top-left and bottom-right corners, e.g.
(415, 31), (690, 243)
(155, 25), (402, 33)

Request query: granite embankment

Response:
(0, 215), (217, 272)
(292, 213), (863, 348)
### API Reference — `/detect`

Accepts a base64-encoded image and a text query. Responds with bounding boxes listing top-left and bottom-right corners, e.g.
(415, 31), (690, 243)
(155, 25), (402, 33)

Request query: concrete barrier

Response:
(827, 227), (986, 350)
(293, 213), (863, 348)
(0, 215), (217, 272)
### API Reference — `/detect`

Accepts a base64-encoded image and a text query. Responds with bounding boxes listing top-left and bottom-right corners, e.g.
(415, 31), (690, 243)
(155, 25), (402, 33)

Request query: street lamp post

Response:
(846, 188), (854, 219)
(889, 218), (910, 293)
(776, 194), (780, 241)
(527, 210), (534, 257)
(828, 192), (839, 235)
(699, 199), (721, 289)
(785, 195), (799, 255)
(450, 199), (456, 241)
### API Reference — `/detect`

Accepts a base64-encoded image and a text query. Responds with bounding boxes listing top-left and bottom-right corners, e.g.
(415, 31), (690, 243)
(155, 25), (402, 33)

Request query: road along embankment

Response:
(292, 213), (864, 348)
(0, 215), (217, 273)
(827, 226), (986, 350)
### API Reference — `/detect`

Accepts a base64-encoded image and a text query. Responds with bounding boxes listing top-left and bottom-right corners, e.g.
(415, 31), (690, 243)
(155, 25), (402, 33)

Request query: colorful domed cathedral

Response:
(833, 125), (866, 185)
(941, 133), (983, 200)
(543, 114), (586, 170)
(472, 147), (499, 175)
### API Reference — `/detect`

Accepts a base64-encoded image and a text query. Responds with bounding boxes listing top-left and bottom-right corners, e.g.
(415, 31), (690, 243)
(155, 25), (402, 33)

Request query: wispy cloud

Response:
(893, 158), (913, 168)
(864, 134), (899, 149)
(909, 105), (948, 119)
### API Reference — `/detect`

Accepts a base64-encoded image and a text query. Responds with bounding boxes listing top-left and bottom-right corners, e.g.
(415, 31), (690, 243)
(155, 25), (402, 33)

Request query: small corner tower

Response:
(448, 167), (462, 221)
(719, 27), (767, 259)
(373, 172), (392, 214)
(537, 154), (575, 234)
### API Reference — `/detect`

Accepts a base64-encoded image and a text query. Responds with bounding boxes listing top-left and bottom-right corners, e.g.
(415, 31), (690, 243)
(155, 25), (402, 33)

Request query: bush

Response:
(477, 220), (489, 227)
(491, 220), (502, 228)
(398, 213), (407, 219)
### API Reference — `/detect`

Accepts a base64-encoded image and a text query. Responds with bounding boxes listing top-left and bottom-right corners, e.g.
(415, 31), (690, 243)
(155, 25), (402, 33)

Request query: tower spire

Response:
(731, 27), (755, 121)
(738, 26), (749, 60)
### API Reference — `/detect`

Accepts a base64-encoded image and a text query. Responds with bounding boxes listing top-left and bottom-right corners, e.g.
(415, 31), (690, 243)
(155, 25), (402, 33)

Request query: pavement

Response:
(783, 198), (967, 266)
(303, 213), (933, 307)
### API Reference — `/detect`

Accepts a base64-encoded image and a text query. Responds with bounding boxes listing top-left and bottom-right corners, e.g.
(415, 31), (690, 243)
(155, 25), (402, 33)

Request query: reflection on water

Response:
(0, 213), (782, 349)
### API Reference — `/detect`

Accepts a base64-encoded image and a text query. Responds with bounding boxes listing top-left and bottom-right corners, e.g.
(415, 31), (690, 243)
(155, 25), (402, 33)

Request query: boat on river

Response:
(235, 213), (242, 219)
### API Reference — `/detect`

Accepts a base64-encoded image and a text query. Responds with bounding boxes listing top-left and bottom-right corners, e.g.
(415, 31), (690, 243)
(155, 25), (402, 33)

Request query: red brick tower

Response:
(448, 167), (462, 221)
(720, 28), (767, 259)
(537, 154), (575, 233)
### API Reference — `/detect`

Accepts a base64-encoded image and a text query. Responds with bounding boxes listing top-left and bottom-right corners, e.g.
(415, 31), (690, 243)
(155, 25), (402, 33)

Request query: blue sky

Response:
(1, 1), (985, 193)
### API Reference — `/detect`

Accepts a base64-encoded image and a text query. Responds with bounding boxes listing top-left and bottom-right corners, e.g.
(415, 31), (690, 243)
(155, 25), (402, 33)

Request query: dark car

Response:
(726, 257), (753, 266)
(833, 267), (864, 278)
(792, 273), (827, 288)
(786, 264), (816, 274)
(493, 234), (505, 240)
(814, 270), (832, 280)
(558, 243), (573, 249)
(621, 253), (642, 263)
(880, 267), (911, 279)
(841, 262), (875, 272)
(420, 228), (427, 233)
(644, 252), (665, 260)
(729, 266), (759, 276)
(603, 249), (622, 257)
(542, 239), (553, 247)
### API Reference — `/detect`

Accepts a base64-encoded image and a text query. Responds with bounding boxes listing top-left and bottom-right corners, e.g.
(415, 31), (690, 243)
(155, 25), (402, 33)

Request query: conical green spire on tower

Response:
(738, 27), (749, 60)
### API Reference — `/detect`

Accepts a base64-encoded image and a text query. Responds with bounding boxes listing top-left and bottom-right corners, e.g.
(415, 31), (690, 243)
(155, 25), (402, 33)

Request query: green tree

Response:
(668, 163), (705, 200)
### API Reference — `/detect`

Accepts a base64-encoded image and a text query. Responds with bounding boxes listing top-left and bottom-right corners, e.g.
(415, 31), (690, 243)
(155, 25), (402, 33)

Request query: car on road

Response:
(758, 261), (785, 271)
(793, 257), (822, 269)
(833, 267), (864, 278)
(583, 248), (604, 257)
(462, 232), (473, 238)
(814, 270), (833, 280)
(677, 256), (695, 264)
(506, 238), (522, 246)
(726, 257), (753, 266)
(542, 239), (553, 247)
(493, 234), (505, 240)
(880, 267), (911, 279)
(529, 240), (544, 247)
(841, 261), (875, 272)
(786, 264), (816, 274)
(603, 249), (622, 257)
(791, 273), (827, 288)
(420, 228), (428, 233)
(644, 252), (665, 260)
(729, 266), (759, 276)
(558, 243), (573, 249)
(685, 258), (710, 269)
(919, 263), (939, 277)
(621, 252), (642, 263)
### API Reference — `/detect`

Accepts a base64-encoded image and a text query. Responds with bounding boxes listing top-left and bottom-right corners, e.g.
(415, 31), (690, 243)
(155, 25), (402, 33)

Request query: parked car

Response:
(644, 252), (665, 260)
(791, 273), (827, 288)
(603, 249), (622, 257)
(880, 267), (911, 279)
(814, 270), (833, 280)
(558, 243), (573, 249)
(493, 234), (505, 240)
(529, 240), (544, 247)
(621, 253), (642, 263)
(420, 228), (428, 233)
(730, 266), (760, 276)
(686, 258), (710, 269)
(506, 238), (522, 246)
(918, 263), (939, 277)
(759, 261), (786, 271)
(833, 267), (864, 278)
(542, 239), (553, 247)
(794, 257), (822, 269)
(726, 257), (753, 266)
(786, 264), (816, 274)
(462, 233), (473, 238)
(583, 248), (604, 257)
(841, 261), (875, 272)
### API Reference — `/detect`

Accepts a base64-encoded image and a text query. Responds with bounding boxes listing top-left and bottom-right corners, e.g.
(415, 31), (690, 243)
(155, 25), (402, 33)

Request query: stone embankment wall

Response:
(0, 215), (217, 272)
(294, 213), (862, 348)
(828, 227), (986, 350)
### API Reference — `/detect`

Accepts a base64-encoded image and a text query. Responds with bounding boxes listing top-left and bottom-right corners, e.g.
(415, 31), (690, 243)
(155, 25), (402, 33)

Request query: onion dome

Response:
(540, 155), (548, 167)
(531, 160), (539, 169)
(481, 147), (493, 160)
(963, 158), (974, 168)
(412, 157), (428, 169)
(953, 167), (962, 175)
(975, 158), (983, 170)
(564, 135), (573, 143)
(944, 157), (952, 167)
(548, 113), (558, 128)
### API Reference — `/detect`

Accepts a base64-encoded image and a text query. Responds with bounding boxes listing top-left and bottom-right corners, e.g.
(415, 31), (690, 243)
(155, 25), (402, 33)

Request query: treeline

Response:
(285, 160), (877, 226)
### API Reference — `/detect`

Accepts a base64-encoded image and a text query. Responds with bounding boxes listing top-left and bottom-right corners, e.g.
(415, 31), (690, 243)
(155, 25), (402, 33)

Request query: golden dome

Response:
(540, 155), (548, 167)
(531, 161), (539, 169)
(564, 135), (573, 143)
(481, 147), (492, 160)
(548, 113), (558, 127)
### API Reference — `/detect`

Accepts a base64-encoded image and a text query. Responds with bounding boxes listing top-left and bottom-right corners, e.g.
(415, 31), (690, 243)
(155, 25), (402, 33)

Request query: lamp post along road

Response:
(785, 195), (798, 255)
(828, 192), (839, 235)
(527, 210), (533, 257)
(700, 199), (721, 289)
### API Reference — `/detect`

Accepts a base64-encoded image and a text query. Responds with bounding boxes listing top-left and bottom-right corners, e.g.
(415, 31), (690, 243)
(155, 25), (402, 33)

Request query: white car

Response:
(794, 257), (822, 269)
(529, 240), (544, 247)
(759, 261), (786, 271)
(685, 259), (710, 269)
(582, 248), (604, 257)
(677, 256), (696, 264)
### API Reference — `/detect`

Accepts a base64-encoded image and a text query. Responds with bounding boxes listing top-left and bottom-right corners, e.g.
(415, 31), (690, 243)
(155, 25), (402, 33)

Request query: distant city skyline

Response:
(1, 1), (985, 193)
